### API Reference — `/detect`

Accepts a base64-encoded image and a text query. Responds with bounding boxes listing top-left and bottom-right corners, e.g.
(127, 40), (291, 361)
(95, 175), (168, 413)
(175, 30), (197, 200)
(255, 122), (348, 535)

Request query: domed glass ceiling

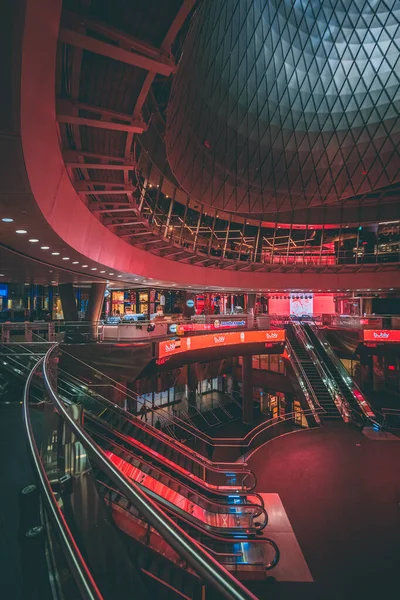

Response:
(165, 0), (400, 220)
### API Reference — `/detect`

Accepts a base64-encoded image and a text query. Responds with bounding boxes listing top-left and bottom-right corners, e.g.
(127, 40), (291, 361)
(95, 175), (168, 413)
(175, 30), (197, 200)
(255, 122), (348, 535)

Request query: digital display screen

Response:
(158, 329), (285, 358)
(363, 330), (400, 343)
(290, 295), (313, 316)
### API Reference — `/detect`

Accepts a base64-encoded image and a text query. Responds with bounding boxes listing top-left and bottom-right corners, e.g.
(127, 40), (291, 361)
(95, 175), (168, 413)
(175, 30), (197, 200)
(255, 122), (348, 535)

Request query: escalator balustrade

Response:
(286, 325), (341, 418)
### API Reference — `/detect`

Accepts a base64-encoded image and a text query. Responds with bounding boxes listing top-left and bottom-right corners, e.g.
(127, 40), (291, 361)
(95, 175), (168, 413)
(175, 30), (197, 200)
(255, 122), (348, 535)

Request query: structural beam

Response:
(57, 114), (145, 134)
(105, 220), (143, 227)
(91, 207), (138, 214)
(57, 99), (145, 128)
(59, 28), (175, 76)
(78, 189), (135, 196)
(75, 180), (127, 189)
(62, 11), (175, 63)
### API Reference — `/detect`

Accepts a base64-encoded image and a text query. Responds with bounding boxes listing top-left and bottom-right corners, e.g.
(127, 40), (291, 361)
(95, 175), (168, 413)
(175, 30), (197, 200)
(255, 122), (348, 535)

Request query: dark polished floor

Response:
(247, 421), (400, 600)
(0, 403), (36, 599)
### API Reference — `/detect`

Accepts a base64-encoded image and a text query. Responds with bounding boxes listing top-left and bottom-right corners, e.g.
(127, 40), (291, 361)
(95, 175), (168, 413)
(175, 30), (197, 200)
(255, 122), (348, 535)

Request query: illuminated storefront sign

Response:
(363, 330), (400, 343)
(176, 320), (246, 335)
(158, 329), (285, 358)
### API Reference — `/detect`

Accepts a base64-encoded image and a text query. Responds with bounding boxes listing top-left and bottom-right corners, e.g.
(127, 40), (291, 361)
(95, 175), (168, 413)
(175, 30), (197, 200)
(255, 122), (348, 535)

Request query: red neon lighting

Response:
(158, 329), (285, 358)
(363, 330), (400, 343)
(388, 365), (396, 371)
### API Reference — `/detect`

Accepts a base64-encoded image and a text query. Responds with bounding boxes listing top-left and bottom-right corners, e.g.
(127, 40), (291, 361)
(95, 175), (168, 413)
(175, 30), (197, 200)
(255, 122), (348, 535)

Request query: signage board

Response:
(158, 329), (285, 358)
(363, 330), (400, 343)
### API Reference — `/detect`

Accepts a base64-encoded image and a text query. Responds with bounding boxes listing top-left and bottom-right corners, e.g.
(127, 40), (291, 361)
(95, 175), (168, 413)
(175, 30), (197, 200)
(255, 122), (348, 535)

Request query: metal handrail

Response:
(59, 369), (253, 475)
(291, 322), (352, 420)
(307, 321), (378, 421)
(41, 344), (259, 600)
(285, 336), (324, 421)
(57, 348), (253, 470)
(22, 357), (103, 600)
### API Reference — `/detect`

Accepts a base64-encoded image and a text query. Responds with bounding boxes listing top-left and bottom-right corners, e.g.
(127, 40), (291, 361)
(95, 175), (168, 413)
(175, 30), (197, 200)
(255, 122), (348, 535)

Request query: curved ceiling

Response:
(165, 0), (400, 220)
(2, 0), (399, 292)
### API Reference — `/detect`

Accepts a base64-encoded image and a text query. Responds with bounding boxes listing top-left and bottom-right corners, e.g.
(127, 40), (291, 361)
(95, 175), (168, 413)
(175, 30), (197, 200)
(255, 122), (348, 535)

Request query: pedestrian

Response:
(139, 404), (147, 421)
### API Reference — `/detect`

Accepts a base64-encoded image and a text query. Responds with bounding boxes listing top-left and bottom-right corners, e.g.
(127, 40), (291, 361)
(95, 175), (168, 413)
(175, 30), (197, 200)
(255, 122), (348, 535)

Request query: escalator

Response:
(0, 343), (47, 403)
(285, 325), (341, 418)
(96, 471), (279, 579)
(302, 323), (374, 421)
(23, 345), (271, 599)
(87, 407), (256, 491)
(87, 425), (267, 537)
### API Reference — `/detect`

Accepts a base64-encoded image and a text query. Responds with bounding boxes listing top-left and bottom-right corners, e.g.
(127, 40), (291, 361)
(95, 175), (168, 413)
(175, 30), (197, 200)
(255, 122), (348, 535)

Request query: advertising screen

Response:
(363, 330), (400, 343)
(158, 329), (285, 359)
(290, 295), (313, 316)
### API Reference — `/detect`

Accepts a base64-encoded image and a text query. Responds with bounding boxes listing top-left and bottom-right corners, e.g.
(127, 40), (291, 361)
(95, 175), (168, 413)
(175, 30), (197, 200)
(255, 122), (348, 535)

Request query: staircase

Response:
(285, 325), (341, 419)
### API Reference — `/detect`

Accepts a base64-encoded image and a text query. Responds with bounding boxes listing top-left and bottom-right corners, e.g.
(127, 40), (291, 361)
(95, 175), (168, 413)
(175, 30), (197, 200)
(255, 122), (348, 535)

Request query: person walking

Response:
(139, 404), (147, 421)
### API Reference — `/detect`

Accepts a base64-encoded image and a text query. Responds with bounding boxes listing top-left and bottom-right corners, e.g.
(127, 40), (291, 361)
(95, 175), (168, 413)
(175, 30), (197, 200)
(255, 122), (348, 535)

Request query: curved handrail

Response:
(57, 347), (251, 462)
(22, 356), (103, 600)
(67, 375), (254, 475)
(57, 357), (253, 470)
(89, 428), (268, 533)
(100, 478), (279, 570)
(42, 344), (259, 600)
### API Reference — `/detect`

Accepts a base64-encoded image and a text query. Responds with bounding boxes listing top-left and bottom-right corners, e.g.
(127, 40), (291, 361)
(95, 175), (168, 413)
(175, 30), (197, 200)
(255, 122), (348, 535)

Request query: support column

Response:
(187, 363), (198, 416)
(242, 354), (254, 425)
(284, 393), (294, 419)
(247, 293), (256, 328)
(86, 282), (106, 340)
(86, 283), (106, 322)
(59, 283), (79, 321)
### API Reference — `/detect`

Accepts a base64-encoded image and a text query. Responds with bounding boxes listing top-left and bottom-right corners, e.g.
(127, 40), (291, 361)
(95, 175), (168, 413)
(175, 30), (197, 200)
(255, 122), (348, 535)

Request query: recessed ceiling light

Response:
(40, 246), (50, 250)
(134, 278), (139, 281)
(82, 265), (88, 268)
(117, 275), (122, 277)
(109, 272), (114, 275)
(0, 274), (4, 277)
(91, 268), (97, 271)
(51, 252), (60, 256)
(72, 261), (79, 264)
(2, 218), (13, 223)
(51, 280), (57, 284)
(62, 257), (70, 260)
(390, 288), (394, 290)
(29, 239), (39, 243)
(16, 229), (27, 234)
(100, 270), (106, 273)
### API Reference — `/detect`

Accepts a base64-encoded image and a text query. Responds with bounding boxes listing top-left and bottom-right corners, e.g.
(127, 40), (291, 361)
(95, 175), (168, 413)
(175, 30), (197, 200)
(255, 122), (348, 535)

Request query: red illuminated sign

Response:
(363, 330), (400, 343)
(158, 329), (285, 359)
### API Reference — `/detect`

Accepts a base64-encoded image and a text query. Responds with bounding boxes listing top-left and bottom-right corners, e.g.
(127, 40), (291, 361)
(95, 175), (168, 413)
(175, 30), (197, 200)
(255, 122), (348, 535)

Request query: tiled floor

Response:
(361, 426), (400, 441)
(259, 493), (313, 582)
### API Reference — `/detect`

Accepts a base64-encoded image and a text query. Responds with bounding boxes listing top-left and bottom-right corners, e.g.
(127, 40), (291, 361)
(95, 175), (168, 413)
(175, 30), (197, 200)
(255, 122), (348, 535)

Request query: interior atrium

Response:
(1, 1), (399, 599)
